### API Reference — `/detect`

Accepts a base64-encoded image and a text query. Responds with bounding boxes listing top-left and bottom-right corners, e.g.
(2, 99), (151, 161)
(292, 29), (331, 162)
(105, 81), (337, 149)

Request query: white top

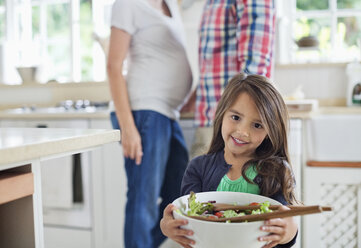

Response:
(111, 0), (192, 120)
(0, 128), (120, 167)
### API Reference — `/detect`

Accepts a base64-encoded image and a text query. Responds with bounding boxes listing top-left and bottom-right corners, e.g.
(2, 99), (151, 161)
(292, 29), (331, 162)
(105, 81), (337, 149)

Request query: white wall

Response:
(0, 82), (111, 109)
(274, 63), (348, 103)
(180, 0), (204, 89)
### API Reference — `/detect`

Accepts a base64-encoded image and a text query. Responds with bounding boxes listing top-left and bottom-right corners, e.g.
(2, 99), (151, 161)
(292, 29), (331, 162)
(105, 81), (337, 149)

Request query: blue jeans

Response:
(111, 110), (188, 248)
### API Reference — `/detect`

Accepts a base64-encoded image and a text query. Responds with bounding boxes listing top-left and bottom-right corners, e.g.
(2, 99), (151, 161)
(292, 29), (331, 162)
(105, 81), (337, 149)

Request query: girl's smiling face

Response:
(222, 92), (268, 163)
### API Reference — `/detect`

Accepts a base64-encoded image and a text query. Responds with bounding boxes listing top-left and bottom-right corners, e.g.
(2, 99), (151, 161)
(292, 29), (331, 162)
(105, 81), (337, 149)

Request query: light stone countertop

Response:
(0, 128), (120, 167)
(289, 106), (361, 119)
(316, 106), (361, 115)
(0, 106), (360, 121)
(281, 106), (361, 119)
(0, 107), (111, 119)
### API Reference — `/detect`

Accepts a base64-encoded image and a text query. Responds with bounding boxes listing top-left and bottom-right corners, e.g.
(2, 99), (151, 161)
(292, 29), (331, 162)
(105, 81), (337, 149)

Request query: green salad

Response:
(182, 192), (272, 222)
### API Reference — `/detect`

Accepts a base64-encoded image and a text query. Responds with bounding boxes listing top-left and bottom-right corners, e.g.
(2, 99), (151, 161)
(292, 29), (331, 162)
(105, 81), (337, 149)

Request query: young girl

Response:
(160, 73), (298, 248)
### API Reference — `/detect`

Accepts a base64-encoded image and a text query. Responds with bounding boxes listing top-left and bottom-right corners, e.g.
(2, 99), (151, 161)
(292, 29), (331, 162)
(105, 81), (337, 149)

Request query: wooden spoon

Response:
(188, 205), (329, 223)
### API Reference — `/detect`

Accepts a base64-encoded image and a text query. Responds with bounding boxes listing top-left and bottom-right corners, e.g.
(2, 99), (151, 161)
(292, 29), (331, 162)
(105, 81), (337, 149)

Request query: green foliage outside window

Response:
(0, 1), (4, 40)
(295, 18), (326, 39)
(32, 6), (40, 39)
(338, 17), (361, 47)
(337, 0), (361, 9)
(0, 12), (4, 39)
(297, 0), (328, 10)
(48, 43), (70, 81)
(80, 0), (93, 81)
(45, 3), (71, 81)
(47, 3), (70, 39)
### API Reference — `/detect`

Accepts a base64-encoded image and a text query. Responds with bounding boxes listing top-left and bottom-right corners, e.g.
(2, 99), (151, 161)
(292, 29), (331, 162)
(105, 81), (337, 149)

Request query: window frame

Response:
(276, 0), (361, 64)
(1, 0), (114, 84)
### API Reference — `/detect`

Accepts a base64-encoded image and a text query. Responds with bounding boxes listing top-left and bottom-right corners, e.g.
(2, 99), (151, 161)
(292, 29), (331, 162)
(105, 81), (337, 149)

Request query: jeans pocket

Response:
(110, 111), (120, 130)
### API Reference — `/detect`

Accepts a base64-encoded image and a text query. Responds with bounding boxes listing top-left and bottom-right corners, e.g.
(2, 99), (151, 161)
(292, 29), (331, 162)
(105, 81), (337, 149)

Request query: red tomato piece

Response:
(207, 215), (217, 219)
(249, 202), (259, 206)
(214, 212), (223, 218)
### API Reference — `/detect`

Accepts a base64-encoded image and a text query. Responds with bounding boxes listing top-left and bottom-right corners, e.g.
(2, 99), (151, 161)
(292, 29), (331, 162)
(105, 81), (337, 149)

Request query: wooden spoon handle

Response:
(230, 205), (323, 223)
(213, 203), (332, 212)
(287, 205), (332, 212)
(189, 205), (325, 223)
(212, 203), (273, 211)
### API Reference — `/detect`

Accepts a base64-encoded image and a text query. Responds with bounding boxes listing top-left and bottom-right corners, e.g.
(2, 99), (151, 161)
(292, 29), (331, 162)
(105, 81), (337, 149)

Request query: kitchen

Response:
(0, 0), (361, 248)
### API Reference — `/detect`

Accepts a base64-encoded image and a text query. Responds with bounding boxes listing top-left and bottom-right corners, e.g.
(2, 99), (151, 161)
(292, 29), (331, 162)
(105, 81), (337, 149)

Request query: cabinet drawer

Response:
(44, 226), (92, 248)
(0, 172), (34, 205)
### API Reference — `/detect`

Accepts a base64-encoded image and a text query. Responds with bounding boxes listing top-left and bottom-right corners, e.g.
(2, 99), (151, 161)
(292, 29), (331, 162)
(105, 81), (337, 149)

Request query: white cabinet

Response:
(0, 119), (93, 246)
(0, 117), (125, 248)
(302, 114), (361, 248)
(289, 119), (302, 248)
(303, 166), (361, 248)
(44, 226), (92, 248)
(90, 119), (126, 248)
(289, 119), (302, 198)
(179, 119), (196, 153)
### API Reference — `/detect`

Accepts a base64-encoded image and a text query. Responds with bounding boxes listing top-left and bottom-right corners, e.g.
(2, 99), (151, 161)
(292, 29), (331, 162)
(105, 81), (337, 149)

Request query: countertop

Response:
(314, 106), (361, 115)
(287, 107), (361, 119)
(0, 107), (111, 119)
(0, 128), (120, 167)
(0, 106), (360, 120)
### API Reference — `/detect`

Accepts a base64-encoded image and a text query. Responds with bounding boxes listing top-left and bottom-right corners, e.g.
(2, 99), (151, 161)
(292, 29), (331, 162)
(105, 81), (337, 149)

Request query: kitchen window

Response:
(277, 0), (361, 64)
(0, 2), (4, 41)
(0, 0), (114, 84)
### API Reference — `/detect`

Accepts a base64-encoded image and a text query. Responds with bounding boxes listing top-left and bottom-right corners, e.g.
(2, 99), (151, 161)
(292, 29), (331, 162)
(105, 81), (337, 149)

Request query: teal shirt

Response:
(216, 165), (260, 194)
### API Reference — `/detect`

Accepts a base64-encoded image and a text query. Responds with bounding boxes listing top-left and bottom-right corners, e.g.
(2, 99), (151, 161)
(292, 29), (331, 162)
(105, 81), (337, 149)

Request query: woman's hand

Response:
(258, 206), (298, 248)
(107, 27), (142, 165)
(121, 124), (143, 165)
(160, 204), (195, 248)
(180, 90), (196, 114)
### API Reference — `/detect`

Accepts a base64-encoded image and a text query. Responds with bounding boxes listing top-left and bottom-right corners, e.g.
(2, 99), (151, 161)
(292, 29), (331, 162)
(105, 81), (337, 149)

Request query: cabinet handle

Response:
(36, 124), (48, 128)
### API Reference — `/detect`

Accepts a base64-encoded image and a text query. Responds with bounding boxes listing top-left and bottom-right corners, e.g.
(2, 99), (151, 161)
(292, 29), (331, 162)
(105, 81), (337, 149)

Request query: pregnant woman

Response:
(107, 0), (193, 247)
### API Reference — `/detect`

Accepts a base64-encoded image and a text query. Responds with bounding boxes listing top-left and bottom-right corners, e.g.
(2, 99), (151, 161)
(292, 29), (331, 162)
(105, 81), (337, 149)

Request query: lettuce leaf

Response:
(187, 191), (214, 216)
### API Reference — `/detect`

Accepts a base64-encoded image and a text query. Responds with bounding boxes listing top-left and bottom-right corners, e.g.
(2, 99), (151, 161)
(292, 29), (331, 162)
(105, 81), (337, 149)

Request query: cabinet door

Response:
(288, 119), (302, 197)
(44, 227), (91, 248)
(179, 119), (196, 153)
(90, 119), (125, 248)
(288, 119), (302, 248)
(303, 167), (361, 248)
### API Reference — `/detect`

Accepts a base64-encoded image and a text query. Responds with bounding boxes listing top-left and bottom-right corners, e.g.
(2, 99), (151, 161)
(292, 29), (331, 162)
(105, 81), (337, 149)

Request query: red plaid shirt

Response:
(195, 0), (276, 127)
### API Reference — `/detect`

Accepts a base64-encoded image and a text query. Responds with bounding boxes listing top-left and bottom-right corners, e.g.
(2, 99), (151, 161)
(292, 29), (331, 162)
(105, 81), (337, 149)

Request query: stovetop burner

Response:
(5, 100), (110, 114)
(57, 100), (109, 110)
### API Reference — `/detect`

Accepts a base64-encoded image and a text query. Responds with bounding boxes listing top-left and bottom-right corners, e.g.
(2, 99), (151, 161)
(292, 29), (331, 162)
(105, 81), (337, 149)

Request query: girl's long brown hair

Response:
(208, 73), (298, 204)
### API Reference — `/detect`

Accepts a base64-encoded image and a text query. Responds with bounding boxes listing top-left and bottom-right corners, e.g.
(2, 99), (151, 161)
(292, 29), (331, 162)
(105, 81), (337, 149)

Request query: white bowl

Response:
(172, 191), (281, 248)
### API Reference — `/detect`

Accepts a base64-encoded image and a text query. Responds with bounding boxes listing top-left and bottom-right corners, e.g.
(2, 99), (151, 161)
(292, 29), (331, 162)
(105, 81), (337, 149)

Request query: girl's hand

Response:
(258, 206), (298, 248)
(160, 204), (195, 248)
(121, 125), (143, 165)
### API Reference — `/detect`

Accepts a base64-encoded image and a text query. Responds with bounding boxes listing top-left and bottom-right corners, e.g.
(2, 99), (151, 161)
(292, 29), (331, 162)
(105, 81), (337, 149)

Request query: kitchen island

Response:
(0, 128), (120, 248)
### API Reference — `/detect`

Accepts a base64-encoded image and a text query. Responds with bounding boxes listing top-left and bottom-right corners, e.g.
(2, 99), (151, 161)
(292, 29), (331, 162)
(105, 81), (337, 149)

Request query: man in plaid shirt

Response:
(183, 0), (276, 157)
